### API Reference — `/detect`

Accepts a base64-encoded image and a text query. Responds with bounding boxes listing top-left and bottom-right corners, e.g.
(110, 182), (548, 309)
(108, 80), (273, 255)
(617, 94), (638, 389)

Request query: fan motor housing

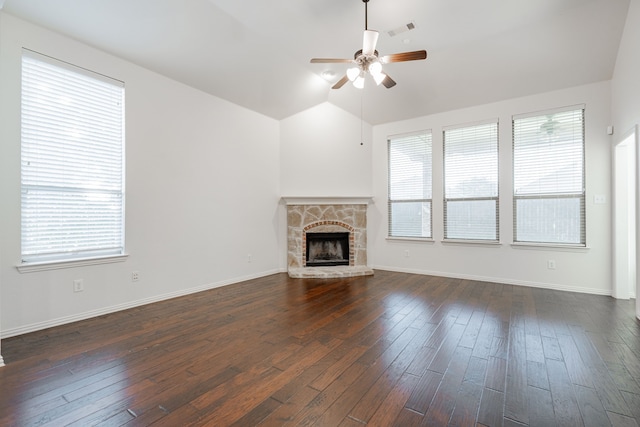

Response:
(354, 49), (379, 71)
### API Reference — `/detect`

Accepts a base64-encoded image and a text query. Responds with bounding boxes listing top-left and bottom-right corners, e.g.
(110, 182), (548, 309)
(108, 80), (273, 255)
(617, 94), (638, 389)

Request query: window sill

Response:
(16, 254), (129, 273)
(442, 239), (501, 247)
(386, 237), (435, 243)
(510, 243), (589, 252)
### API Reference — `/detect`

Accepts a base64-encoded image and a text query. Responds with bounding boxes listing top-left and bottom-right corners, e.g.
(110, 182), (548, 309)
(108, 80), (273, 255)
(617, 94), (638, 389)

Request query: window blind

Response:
(388, 132), (432, 238)
(513, 106), (585, 245)
(21, 50), (125, 263)
(443, 120), (499, 241)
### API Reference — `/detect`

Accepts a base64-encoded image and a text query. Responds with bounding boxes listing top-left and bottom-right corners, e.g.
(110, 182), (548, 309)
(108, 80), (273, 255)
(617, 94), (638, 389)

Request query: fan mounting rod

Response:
(363, 0), (370, 30)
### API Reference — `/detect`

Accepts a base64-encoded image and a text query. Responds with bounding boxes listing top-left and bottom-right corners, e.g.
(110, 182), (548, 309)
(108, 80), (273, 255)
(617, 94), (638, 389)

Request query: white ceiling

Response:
(1, 0), (631, 124)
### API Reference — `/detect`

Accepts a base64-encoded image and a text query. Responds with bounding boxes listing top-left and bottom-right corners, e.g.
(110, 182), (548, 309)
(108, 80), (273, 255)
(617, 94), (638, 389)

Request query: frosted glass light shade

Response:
(373, 72), (386, 85)
(347, 67), (360, 81)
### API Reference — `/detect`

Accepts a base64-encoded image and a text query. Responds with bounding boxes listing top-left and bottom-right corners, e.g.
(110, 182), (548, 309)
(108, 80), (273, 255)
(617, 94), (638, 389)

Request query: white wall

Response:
(612, 0), (640, 136)
(280, 102), (373, 197)
(0, 13), (282, 337)
(370, 82), (613, 295)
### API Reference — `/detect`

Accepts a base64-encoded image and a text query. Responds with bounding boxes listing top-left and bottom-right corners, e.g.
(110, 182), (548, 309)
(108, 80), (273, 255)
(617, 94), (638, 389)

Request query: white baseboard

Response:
(0, 269), (282, 339)
(372, 265), (612, 296)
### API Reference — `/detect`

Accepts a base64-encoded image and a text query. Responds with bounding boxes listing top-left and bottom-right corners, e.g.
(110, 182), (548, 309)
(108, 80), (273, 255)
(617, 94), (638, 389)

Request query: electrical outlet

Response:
(132, 271), (140, 282)
(547, 260), (556, 270)
(73, 279), (84, 292)
(404, 250), (410, 258)
(248, 254), (252, 263)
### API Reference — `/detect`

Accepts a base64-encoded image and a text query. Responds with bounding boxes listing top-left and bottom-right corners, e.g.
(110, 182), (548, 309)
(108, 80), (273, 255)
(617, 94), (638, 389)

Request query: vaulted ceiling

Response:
(1, 0), (631, 124)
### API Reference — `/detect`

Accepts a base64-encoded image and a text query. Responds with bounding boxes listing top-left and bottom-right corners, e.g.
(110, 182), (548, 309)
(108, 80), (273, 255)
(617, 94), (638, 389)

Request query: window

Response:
(388, 132), (432, 238)
(443, 120), (499, 241)
(21, 50), (125, 264)
(513, 106), (585, 245)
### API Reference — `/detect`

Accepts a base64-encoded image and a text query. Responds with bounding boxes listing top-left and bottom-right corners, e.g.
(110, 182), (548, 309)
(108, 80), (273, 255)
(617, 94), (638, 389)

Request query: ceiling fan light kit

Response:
(310, 0), (427, 90)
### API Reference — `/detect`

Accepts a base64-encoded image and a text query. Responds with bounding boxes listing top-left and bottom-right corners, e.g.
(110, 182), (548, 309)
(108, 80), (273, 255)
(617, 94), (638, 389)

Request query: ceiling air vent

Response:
(387, 21), (415, 37)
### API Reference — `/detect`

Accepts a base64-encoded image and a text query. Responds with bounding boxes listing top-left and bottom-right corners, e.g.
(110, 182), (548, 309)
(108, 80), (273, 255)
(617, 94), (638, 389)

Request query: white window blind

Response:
(388, 132), (432, 238)
(443, 120), (499, 241)
(513, 106), (585, 245)
(21, 50), (125, 263)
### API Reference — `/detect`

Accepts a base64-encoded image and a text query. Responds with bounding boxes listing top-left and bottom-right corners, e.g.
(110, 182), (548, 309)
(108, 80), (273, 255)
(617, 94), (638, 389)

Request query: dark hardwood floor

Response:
(1, 271), (639, 426)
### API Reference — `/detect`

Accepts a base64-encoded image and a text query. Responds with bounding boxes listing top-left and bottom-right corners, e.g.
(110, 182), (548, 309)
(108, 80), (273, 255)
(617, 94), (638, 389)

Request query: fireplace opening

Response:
(305, 232), (350, 267)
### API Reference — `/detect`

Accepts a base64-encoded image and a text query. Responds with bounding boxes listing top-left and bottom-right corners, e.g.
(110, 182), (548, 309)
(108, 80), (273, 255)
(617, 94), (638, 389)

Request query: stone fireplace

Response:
(283, 197), (374, 278)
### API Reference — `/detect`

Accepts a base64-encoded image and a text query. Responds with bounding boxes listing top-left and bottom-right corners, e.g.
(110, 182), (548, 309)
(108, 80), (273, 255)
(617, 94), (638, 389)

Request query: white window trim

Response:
(20, 49), (126, 266)
(512, 105), (586, 246)
(16, 254), (129, 273)
(443, 119), (500, 242)
(388, 130), (433, 239)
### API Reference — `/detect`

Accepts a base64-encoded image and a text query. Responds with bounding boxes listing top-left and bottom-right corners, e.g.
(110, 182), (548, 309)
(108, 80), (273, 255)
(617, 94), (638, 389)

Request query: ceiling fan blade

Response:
(380, 50), (427, 63)
(362, 30), (379, 56)
(310, 58), (353, 63)
(381, 74), (396, 89)
(331, 75), (349, 89)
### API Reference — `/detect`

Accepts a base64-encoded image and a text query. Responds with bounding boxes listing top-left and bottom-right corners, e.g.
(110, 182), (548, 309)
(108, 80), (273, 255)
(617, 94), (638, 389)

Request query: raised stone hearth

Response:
(288, 265), (374, 279)
(283, 197), (374, 279)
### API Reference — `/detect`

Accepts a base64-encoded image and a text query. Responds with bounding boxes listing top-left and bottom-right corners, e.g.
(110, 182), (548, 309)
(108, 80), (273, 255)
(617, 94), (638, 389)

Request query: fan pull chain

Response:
(360, 91), (364, 146)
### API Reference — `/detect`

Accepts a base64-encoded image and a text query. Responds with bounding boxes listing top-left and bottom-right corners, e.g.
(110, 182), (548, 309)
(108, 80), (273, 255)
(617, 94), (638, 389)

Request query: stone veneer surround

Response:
(284, 197), (374, 278)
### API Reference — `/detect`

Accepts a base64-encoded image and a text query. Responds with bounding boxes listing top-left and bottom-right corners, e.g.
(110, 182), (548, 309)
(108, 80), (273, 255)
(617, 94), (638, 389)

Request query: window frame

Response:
(512, 105), (586, 247)
(19, 49), (127, 271)
(387, 131), (433, 240)
(442, 119), (500, 242)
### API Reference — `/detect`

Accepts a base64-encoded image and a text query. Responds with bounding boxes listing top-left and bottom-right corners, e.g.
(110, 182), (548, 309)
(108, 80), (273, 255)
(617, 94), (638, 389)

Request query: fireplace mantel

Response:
(281, 196), (373, 206)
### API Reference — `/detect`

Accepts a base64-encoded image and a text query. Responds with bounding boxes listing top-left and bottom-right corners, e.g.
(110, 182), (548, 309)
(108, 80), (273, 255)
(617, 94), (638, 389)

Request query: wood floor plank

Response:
(557, 332), (595, 388)
(575, 384), (613, 427)
(365, 372), (419, 427)
(621, 391), (640, 421)
(606, 362), (640, 395)
(422, 346), (472, 425)
(607, 411), (640, 427)
(391, 408), (424, 427)
(312, 324), (424, 426)
(570, 328), (634, 417)
(1, 271), (639, 426)
(471, 311), (500, 360)
(546, 358), (583, 426)
(485, 356), (507, 392)
(405, 369), (443, 415)
(527, 385), (555, 427)
(282, 360), (369, 426)
(477, 387), (505, 427)
(196, 338), (343, 425)
(448, 379), (483, 426)
(526, 360), (550, 390)
(258, 385), (319, 426)
(541, 335), (564, 361)
(504, 325), (528, 425)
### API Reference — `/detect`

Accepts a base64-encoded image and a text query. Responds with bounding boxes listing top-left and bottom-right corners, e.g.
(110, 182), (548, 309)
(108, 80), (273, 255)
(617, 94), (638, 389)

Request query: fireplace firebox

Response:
(305, 232), (350, 267)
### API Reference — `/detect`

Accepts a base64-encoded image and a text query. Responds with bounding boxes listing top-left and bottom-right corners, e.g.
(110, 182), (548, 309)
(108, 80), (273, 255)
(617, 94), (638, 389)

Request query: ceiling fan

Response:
(310, 0), (427, 90)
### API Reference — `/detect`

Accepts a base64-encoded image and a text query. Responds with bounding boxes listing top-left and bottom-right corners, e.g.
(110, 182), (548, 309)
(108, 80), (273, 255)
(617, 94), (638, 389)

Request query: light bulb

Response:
(369, 61), (382, 75)
(373, 72), (386, 86)
(353, 75), (365, 89)
(347, 67), (360, 82)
